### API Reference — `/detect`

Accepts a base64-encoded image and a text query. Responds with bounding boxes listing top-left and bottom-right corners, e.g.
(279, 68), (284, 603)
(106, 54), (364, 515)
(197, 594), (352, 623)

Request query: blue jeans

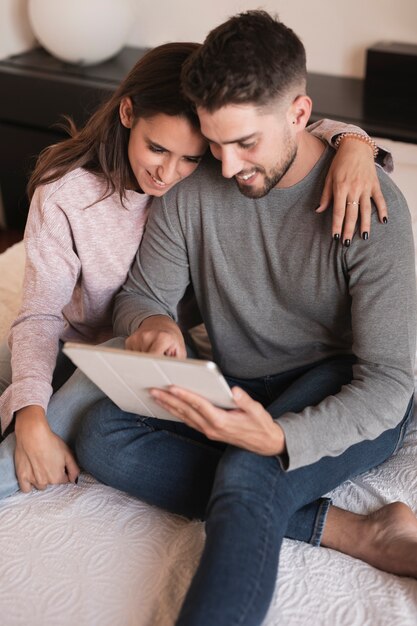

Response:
(75, 356), (413, 626)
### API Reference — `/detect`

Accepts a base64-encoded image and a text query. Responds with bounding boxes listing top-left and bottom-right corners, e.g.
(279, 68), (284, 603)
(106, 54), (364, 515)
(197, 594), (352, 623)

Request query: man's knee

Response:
(75, 399), (155, 472)
(208, 446), (306, 525)
(75, 398), (121, 468)
(209, 448), (281, 512)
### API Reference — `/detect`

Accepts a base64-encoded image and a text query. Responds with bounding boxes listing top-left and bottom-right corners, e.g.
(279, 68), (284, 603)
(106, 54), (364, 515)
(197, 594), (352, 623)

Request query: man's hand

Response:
(125, 315), (187, 358)
(150, 385), (286, 456)
(317, 136), (388, 242)
(14, 405), (80, 493)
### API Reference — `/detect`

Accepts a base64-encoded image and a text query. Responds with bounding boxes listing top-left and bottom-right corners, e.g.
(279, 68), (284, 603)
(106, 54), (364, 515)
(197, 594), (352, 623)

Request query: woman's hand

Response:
(150, 385), (286, 456)
(317, 137), (388, 243)
(14, 405), (80, 493)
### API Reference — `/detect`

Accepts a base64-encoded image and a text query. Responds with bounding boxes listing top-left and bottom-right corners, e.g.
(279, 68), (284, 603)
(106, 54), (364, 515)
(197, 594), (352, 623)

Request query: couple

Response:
(2, 10), (417, 626)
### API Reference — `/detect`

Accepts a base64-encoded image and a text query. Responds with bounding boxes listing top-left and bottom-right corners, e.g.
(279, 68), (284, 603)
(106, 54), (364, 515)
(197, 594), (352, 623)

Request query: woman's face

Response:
(120, 98), (207, 196)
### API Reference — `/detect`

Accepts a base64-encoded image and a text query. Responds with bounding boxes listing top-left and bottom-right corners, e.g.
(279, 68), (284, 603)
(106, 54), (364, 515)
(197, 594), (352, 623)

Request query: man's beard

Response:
(235, 142), (298, 199)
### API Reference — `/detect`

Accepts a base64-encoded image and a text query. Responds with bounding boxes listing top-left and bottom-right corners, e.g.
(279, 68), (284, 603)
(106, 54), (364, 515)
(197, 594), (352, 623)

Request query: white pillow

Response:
(0, 242), (25, 341)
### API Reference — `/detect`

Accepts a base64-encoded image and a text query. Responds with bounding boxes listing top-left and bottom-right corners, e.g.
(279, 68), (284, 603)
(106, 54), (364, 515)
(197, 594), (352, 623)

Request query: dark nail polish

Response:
(333, 233), (340, 241)
(75, 476), (79, 485)
(344, 239), (351, 247)
(383, 217), (388, 224)
(362, 231), (369, 240)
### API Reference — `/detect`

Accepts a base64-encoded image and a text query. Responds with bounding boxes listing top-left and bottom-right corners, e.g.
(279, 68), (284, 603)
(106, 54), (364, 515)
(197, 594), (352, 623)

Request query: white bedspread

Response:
(1, 137), (417, 625)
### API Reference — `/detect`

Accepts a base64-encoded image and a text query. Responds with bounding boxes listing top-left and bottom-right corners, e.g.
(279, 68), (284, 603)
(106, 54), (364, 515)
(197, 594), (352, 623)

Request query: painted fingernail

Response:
(333, 233), (341, 241)
(344, 239), (351, 247)
(383, 216), (388, 224)
(362, 231), (369, 240)
(75, 477), (79, 485)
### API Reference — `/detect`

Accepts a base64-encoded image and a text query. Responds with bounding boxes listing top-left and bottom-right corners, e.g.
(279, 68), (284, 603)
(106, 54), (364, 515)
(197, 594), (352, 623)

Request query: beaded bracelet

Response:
(334, 132), (379, 160)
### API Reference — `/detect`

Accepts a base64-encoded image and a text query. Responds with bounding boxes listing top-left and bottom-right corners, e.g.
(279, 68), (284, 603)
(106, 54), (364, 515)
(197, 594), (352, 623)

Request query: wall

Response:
(0, 0), (35, 59)
(1, 0), (416, 78)
(126, 0), (417, 78)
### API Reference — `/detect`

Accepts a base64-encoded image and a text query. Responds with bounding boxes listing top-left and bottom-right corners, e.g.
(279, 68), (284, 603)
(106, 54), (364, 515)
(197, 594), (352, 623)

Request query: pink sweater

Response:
(0, 168), (149, 432)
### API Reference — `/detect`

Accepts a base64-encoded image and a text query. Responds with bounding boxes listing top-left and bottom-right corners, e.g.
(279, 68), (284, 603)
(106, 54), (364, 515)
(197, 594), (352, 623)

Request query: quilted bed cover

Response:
(0, 138), (417, 625)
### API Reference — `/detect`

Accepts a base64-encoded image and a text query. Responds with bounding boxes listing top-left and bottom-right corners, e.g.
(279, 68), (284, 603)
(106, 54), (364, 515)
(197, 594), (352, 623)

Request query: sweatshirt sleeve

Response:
(307, 118), (393, 172)
(0, 187), (80, 433)
(113, 194), (190, 338)
(277, 172), (416, 470)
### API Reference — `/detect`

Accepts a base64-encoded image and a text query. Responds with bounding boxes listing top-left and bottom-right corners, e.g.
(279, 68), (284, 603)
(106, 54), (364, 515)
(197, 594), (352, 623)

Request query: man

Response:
(76, 11), (417, 626)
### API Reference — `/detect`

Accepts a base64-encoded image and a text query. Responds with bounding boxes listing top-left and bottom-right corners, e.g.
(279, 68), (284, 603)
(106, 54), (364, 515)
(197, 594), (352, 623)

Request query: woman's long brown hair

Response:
(28, 42), (201, 203)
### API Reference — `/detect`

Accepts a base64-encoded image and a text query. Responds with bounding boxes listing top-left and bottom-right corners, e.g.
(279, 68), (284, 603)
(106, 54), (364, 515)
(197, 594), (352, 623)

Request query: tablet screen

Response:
(63, 342), (236, 421)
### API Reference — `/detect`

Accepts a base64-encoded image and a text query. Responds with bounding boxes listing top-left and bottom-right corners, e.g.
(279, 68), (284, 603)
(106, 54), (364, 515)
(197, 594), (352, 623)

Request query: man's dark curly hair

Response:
(181, 10), (307, 112)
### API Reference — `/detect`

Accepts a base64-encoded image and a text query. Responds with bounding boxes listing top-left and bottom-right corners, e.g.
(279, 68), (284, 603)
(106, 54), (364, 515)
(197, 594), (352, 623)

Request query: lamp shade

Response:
(28, 0), (133, 65)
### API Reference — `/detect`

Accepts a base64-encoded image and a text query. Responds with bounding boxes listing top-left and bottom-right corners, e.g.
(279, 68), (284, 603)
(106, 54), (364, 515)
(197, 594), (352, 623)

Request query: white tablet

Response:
(63, 342), (236, 421)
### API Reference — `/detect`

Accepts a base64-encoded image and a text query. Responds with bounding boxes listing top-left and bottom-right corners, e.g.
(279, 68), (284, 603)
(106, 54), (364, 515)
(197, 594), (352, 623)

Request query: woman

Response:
(0, 41), (388, 499)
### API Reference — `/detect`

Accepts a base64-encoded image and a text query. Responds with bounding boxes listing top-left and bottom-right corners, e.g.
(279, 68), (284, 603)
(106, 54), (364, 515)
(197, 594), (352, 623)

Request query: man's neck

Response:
(276, 131), (326, 189)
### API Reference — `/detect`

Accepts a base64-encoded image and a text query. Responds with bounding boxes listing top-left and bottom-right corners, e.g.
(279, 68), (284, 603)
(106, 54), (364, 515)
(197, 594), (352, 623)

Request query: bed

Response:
(1, 138), (417, 626)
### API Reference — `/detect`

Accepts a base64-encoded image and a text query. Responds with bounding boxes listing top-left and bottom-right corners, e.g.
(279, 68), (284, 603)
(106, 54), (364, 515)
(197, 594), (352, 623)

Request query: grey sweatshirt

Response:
(114, 147), (416, 470)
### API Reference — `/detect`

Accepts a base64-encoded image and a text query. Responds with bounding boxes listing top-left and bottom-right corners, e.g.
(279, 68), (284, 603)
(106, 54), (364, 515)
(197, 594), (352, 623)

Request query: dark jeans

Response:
(75, 356), (413, 626)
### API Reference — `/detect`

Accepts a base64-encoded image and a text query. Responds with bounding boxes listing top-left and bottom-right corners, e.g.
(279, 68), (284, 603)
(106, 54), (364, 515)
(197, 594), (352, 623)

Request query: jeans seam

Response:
(135, 417), (158, 432)
(134, 418), (226, 454)
(170, 431), (225, 454)
(310, 497), (332, 546)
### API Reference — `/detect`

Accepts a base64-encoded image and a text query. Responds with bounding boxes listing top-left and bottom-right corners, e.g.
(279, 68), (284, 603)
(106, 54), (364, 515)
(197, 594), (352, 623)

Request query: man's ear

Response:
(119, 97), (134, 128)
(289, 95), (312, 130)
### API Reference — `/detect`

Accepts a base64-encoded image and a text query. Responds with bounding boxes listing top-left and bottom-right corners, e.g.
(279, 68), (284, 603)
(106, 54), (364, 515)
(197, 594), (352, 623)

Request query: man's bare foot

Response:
(322, 502), (417, 578)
